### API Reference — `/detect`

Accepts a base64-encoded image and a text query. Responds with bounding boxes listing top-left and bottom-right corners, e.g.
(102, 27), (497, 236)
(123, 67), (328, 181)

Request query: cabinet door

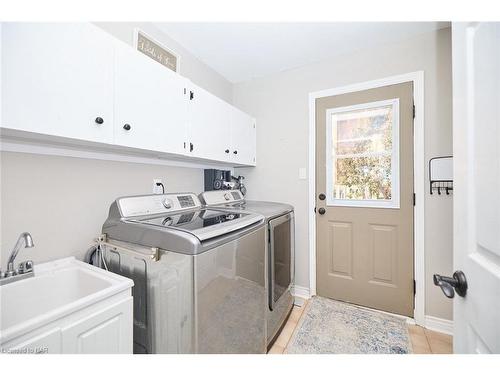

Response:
(2, 328), (62, 354)
(231, 108), (256, 165)
(114, 42), (188, 154)
(1, 23), (114, 143)
(188, 84), (232, 162)
(61, 297), (133, 354)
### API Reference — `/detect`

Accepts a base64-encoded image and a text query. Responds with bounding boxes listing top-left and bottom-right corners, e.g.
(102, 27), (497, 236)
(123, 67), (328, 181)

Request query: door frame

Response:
(308, 71), (425, 325)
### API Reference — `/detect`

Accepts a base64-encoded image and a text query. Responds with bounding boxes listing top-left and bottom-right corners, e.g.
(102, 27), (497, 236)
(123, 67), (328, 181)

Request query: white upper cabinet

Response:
(230, 107), (256, 166)
(187, 83), (233, 162)
(1, 23), (115, 144)
(1, 23), (256, 167)
(113, 41), (188, 154)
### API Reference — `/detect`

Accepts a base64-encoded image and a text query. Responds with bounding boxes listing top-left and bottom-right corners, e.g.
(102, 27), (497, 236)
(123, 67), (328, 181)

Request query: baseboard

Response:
(424, 315), (454, 336)
(291, 285), (311, 306)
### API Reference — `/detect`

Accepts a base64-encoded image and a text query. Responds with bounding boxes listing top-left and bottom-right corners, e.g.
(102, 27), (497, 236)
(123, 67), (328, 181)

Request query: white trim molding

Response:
(308, 71), (426, 326)
(424, 315), (454, 336)
(291, 285), (311, 306)
(0, 137), (236, 172)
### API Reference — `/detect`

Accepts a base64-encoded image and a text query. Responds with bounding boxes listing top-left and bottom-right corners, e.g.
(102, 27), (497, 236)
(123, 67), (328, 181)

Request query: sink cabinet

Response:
(0, 257), (133, 354)
(3, 294), (132, 354)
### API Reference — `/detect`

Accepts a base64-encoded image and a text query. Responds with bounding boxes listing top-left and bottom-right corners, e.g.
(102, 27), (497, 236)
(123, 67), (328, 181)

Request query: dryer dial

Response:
(162, 198), (173, 209)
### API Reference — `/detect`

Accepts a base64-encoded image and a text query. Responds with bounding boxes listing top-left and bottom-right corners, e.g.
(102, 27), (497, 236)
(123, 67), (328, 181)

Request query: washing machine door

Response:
(269, 212), (294, 310)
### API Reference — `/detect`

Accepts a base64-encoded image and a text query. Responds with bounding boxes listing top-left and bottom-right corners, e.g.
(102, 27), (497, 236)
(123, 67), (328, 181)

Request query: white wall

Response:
(233, 28), (453, 320)
(0, 152), (203, 265)
(1, 23), (233, 267)
(94, 22), (233, 104)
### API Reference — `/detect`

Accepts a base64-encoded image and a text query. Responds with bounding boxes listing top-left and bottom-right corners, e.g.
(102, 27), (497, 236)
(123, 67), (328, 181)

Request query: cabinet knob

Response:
(233, 150), (238, 155)
(225, 149), (230, 153)
(95, 117), (104, 125)
(123, 124), (131, 131)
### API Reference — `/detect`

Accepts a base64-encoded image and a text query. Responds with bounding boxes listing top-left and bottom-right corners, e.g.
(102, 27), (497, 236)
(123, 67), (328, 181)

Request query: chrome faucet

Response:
(1, 232), (35, 285)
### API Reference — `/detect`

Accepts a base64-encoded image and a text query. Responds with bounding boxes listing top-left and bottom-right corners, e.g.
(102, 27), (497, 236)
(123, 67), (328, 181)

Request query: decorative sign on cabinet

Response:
(0, 23), (256, 167)
(135, 29), (180, 73)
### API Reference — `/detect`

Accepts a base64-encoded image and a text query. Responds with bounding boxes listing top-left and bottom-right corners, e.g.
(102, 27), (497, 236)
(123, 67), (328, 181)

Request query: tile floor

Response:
(268, 300), (453, 354)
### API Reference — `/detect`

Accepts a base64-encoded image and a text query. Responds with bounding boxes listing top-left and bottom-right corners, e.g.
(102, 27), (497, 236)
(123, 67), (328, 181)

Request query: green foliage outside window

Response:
(333, 109), (393, 200)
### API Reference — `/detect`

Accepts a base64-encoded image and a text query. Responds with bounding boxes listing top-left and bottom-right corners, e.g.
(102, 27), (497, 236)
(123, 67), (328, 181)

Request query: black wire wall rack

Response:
(429, 156), (453, 195)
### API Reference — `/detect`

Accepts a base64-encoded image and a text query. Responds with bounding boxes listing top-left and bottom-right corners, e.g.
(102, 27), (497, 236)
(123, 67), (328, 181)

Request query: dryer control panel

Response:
(199, 190), (245, 206)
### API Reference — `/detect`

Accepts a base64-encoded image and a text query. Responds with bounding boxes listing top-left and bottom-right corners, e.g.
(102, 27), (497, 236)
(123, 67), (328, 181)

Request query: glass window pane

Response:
(334, 156), (392, 200)
(327, 99), (399, 207)
(333, 105), (393, 155)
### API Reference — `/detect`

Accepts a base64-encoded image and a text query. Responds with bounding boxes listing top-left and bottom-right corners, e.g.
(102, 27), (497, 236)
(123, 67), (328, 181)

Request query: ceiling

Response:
(155, 22), (449, 83)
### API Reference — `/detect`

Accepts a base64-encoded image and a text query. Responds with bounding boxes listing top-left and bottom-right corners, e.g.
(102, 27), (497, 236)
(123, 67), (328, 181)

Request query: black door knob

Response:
(319, 193), (326, 200)
(225, 149), (230, 153)
(95, 117), (104, 124)
(123, 124), (131, 131)
(318, 207), (326, 215)
(433, 270), (468, 298)
(233, 150), (238, 155)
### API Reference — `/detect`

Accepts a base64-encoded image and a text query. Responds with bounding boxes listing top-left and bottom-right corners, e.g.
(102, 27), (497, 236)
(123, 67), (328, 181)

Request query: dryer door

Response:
(269, 213), (294, 310)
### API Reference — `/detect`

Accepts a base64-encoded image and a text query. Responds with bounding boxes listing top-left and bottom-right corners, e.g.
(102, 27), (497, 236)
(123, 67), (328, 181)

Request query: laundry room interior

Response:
(1, 1), (499, 369)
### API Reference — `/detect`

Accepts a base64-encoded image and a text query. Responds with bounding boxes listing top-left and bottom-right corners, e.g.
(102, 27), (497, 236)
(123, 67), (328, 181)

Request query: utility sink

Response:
(0, 257), (133, 352)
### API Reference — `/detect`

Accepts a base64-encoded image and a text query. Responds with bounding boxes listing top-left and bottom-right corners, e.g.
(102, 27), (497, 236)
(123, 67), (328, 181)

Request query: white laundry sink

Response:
(0, 257), (133, 353)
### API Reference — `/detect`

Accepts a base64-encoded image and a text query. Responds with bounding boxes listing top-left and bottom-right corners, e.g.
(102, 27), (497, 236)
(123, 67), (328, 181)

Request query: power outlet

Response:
(153, 179), (164, 194)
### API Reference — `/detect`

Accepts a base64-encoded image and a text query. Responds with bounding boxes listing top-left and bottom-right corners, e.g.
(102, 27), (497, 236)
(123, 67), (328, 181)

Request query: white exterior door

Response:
(452, 22), (500, 353)
(231, 108), (256, 165)
(113, 41), (188, 154)
(188, 84), (232, 162)
(1, 23), (115, 144)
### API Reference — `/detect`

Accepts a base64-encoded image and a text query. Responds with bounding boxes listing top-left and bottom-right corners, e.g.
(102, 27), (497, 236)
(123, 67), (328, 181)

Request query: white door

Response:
(451, 22), (500, 353)
(230, 108), (256, 165)
(1, 23), (114, 143)
(114, 41), (188, 154)
(188, 84), (232, 162)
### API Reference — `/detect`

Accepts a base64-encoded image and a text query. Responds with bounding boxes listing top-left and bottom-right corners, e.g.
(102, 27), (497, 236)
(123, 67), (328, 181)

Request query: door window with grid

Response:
(326, 99), (400, 208)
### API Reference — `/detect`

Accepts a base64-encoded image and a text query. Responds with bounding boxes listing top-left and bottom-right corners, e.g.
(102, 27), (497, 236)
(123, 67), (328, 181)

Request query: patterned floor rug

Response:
(285, 296), (413, 354)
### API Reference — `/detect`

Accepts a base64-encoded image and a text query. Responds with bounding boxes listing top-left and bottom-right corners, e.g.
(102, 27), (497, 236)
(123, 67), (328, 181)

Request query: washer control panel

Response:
(118, 193), (201, 217)
(200, 190), (245, 206)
